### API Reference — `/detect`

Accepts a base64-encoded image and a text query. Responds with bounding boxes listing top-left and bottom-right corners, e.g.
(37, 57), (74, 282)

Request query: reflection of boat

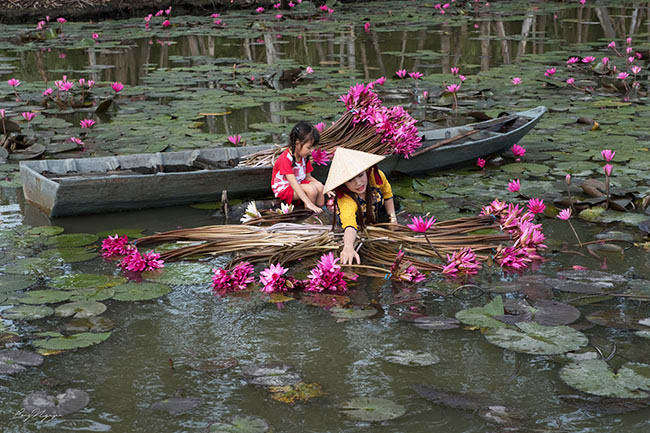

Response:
(20, 106), (546, 217)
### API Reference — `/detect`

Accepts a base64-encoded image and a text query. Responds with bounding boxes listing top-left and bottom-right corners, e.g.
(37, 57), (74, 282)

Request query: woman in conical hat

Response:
(324, 148), (397, 265)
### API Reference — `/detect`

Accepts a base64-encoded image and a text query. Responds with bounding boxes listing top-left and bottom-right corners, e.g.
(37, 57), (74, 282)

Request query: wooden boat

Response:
(20, 106), (546, 217)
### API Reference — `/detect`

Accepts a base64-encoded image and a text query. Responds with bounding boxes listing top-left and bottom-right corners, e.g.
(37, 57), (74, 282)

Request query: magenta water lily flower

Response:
(617, 72), (629, 80)
(476, 158), (486, 168)
(601, 149), (615, 161)
(603, 164), (613, 177)
(608, 41), (616, 48)
(256, 7), (264, 12)
(396, 69), (407, 79)
(0, 109), (5, 119)
(7, 78), (20, 88)
(212, 262), (255, 296)
(69, 137), (85, 147)
(305, 66), (314, 74)
(557, 208), (572, 220)
(80, 119), (96, 129)
(602, 57), (609, 65)
(42, 88), (53, 97)
(21, 112), (37, 122)
(162, 19), (171, 27)
(57, 17), (67, 24)
(511, 77), (521, 85)
(228, 135), (242, 145)
(450, 67), (459, 75)
(566, 78), (575, 85)
(259, 263), (289, 293)
(582, 56), (595, 63)
(310, 149), (331, 166)
(101, 234), (132, 258)
(409, 71), (423, 80)
(306, 252), (349, 293)
(631, 66), (642, 75)
(275, 14), (283, 19)
(442, 247), (481, 276)
(544, 67), (556, 77)
(459, 74), (466, 82)
(446, 84), (461, 93)
(507, 179), (521, 193)
(512, 144), (526, 158)
(112, 82), (124, 93)
(567, 57), (579, 65)
(527, 198), (545, 214)
(407, 216), (436, 233)
(364, 22), (371, 32)
(374, 77), (385, 86)
(118, 249), (164, 272)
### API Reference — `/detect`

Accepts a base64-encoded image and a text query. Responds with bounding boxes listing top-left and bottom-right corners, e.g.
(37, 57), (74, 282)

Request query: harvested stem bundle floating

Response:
(136, 216), (508, 275)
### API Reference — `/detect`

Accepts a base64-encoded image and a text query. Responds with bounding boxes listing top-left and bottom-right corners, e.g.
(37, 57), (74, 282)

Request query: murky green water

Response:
(1, 1), (650, 432)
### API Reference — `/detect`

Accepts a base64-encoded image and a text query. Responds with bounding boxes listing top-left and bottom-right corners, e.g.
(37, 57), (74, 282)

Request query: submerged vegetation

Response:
(0, 0), (650, 432)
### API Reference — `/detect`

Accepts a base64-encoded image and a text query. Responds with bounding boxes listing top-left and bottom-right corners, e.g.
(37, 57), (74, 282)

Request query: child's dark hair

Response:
(288, 121), (320, 167)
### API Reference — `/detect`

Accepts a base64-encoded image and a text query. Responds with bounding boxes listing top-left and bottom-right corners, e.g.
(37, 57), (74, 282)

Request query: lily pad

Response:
(586, 310), (645, 330)
(2, 305), (54, 320)
(412, 315), (460, 330)
(151, 396), (201, 415)
(0, 276), (37, 293)
(329, 306), (378, 320)
(208, 416), (269, 433)
(544, 278), (606, 294)
(39, 247), (98, 263)
(32, 331), (111, 350)
(415, 384), (491, 411)
(26, 226), (64, 237)
(55, 301), (106, 319)
(484, 322), (589, 355)
(0, 349), (44, 375)
(455, 296), (507, 329)
(68, 287), (116, 302)
(112, 282), (172, 301)
(241, 365), (301, 387)
(23, 388), (89, 416)
(340, 397), (406, 422)
(44, 233), (99, 248)
(624, 280), (650, 300)
(503, 299), (580, 326)
(50, 273), (127, 290)
(18, 290), (72, 305)
(384, 350), (440, 366)
(63, 316), (115, 333)
(268, 382), (326, 405)
(560, 360), (650, 399)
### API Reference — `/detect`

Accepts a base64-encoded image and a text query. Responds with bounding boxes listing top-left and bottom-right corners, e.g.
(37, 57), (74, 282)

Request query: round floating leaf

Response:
(485, 322), (589, 355)
(0, 276), (37, 293)
(503, 299), (581, 326)
(50, 273), (127, 290)
(143, 261), (213, 286)
(151, 396), (201, 415)
(18, 290), (72, 305)
(560, 360), (650, 399)
(0, 349), (44, 375)
(96, 228), (145, 239)
(2, 305), (53, 320)
(4, 257), (63, 278)
(68, 287), (116, 302)
(26, 226), (64, 237)
(544, 278), (606, 294)
(384, 350), (440, 366)
(55, 301), (106, 319)
(63, 316), (115, 333)
(340, 397), (406, 422)
(23, 388), (90, 416)
(624, 280), (650, 300)
(330, 306), (377, 320)
(455, 296), (507, 329)
(32, 331), (111, 350)
(586, 310), (645, 330)
(242, 365), (301, 387)
(45, 233), (98, 248)
(112, 282), (172, 301)
(39, 247), (98, 263)
(208, 415), (269, 433)
(413, 315), (460, 330)
(269, 382), (326, 405)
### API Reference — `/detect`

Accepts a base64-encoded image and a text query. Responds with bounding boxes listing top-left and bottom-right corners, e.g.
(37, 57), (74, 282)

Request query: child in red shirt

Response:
(271, 121), (325, 214)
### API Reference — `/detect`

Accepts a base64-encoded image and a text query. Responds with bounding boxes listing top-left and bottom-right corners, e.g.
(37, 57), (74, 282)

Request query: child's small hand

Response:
(306, 202), (323, 214)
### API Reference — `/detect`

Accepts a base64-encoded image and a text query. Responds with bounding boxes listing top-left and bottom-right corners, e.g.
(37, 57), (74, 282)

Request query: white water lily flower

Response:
(276, 203), (294, 214)
(240, 201), (261, 223)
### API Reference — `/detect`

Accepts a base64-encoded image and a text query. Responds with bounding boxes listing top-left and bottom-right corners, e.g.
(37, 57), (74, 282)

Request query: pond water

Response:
(1, 1), (650, 432)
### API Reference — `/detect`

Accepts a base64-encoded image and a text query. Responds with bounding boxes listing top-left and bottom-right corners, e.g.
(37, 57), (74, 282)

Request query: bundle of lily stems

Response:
(135, 215), (508, 277)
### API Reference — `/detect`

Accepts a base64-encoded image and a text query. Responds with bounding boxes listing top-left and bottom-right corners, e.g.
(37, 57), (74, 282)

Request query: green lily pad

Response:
(96, 229), (145, 239)
(455, 296), (507, 329)
(68, 287), (116, 302)
(143, 261), (212, 286)
(39, 247), (98, 263)
(3, 257), (63, 278)
(597, 210), (649, 226)
(484, 322), (589, 355)
(268, 382), (326, 405)
(208, 416), (269, 433)
(32, 331), (112, 350)
(63, 316), (115, 333)
(384, 350), (440, 366)
(340, 397), (406, 422)
(18, 290), (72, 305)
(501, 162), (550, 175)
(112, 282), (172, 301)
(2, 305), (54, 320)
(26, 226), (65, 237)
(330, 306), (378, 320)
(0, 276), (37, 293)
(50, 273), (127, 290)
(55, 301), (106, 319)
(151, 396), (201, 416)
(0, 349), (44, 375)
(560, 360), (650, 399)
(44, 233), (99, 248)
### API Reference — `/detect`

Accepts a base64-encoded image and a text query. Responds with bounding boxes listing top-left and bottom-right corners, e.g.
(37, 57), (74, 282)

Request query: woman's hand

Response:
(340, 245), (360, 265)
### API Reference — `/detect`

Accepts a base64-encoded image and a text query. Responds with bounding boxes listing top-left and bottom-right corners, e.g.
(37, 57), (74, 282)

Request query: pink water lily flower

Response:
(601, 149), (615, 161)
(459, 74), (466, 82)
(374, 77), (386, 86)
(155, 9), (164, 16)
(407, 216), (436, 233)
(212, 262), (255, 296)
(42, 88), (53, 97)
(617, 72), (629, 80)
(603, 164), (613, 177)
(544, 67), (556, 77)
(567, 57), (579, 64)
(476, 157), (486, 168)
(527, 198), (546, 214)
(314, 122), (326, 132)
(582, 56), (595, 63)
(607, 41), (616, 48)
(306, 252), (349, 293)
(409, 71), (423, 80)
(101, 234), (132, 257)
(305, 66), (314, 74)
(626, 37), (632, 45)
(557, 208), (572, 220)
(256, 7), (264, 12)
(7, 78), (20, 87)
(396, 69), (407, 79)
(628, 56), (635, 64)
(162, 19), (171, 27)
(0, 109), (4, 119)
(446, 84), (461, 93)
(512, 144), (526, 158)
(21, 112), (37, 122)
(566, 78), (575, 85)
(566, 174), (572, 185)
(364, 22), (371, 32)
(275, 14), (283, 19)
(631, 66), (642, 75)
(450, 67), (459, 75)
(310, 148), (331, 166)
(259, 263), (289, 293)
(442, 247), (481, 276)
(56, 17), (67, 24)
(228, 135), (242, 145)
(80, 119), (96, 129)
(602, 57), (609, 65)
(69, 137), (85, 146)
(92, 33), (99, 40)
(112, 82), (124, 93)
(511, 77), (521, 85)
(507, 179), (521, 193)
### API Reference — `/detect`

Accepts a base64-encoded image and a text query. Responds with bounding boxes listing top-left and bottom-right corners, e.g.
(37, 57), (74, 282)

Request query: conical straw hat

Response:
(323, 148), (386, 193)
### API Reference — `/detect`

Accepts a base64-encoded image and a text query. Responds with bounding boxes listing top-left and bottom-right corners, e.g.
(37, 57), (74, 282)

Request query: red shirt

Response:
(271, 149), (313, 195)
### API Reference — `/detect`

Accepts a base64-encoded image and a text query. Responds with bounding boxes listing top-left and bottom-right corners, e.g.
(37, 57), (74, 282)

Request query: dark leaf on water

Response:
(544, 278), (606, 294)
(639, 220), (650, 235)
(340, 397), (406, 422)
(559, 393), (650, 414)
(23, 388), (89, 416)
(0, 349), (44, 375)
(555, 270), (626, 285)
(151, 396), (201, 416)
(414, 384), (490, 411)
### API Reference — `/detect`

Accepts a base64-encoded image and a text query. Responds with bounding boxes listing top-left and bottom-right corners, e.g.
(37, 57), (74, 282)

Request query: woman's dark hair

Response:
(333, 168), (377, 230)
(288, 121), (320, 167)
